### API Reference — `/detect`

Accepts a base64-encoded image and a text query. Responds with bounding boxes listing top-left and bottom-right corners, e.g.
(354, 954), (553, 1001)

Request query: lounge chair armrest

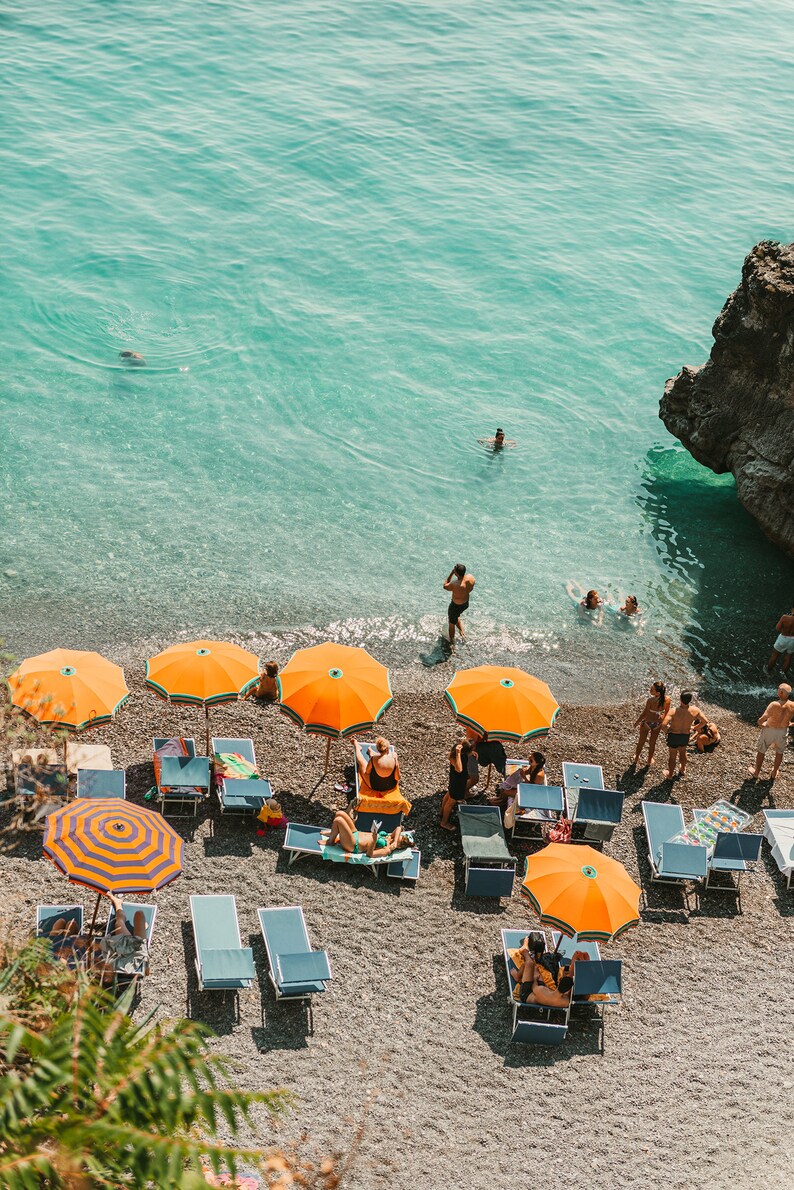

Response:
(276, 951), (331, 986)
(201, 948), (255, 981)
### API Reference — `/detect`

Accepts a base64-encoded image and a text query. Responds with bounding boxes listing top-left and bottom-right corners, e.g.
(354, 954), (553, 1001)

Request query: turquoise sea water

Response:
(2, 1), (794, 699)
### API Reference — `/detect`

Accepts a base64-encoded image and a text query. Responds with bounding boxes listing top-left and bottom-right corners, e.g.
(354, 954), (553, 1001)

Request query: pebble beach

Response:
(2, 647), (792, 1189)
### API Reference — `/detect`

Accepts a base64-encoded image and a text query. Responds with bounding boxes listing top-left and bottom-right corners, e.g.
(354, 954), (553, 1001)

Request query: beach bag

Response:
(547, 816), (572, 844)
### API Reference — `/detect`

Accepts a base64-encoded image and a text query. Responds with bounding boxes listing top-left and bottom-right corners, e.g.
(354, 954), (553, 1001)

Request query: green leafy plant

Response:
(0, 977), (288, 1188)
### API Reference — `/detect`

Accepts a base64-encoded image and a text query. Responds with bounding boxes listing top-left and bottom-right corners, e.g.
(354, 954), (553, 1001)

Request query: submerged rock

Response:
(660, 241), (794, 555)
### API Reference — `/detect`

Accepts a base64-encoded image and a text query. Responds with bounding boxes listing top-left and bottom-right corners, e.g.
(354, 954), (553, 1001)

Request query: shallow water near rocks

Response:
(2, 1), (794, 700)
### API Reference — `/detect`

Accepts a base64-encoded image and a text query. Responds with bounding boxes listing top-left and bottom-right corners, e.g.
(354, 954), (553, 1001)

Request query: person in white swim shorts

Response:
(749, 684), (794, 781)
(767, 606), (794, 674)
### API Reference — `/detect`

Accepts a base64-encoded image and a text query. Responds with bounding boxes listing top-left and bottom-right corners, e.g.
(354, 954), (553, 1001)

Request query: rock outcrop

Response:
(660, 240), (794, 555)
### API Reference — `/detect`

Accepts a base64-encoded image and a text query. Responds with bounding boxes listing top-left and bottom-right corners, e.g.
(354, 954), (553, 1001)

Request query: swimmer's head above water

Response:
(119, 350), (146, 366)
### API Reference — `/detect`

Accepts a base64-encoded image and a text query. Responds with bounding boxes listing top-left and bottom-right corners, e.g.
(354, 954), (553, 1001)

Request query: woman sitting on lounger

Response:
(509, 936), (585, 1008)
(354, 736), (400, 793)
(325, 810), (412, 858)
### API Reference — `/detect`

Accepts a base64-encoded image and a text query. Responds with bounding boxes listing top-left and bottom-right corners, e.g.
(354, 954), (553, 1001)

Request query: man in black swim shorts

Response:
(443, 563), (475, 643)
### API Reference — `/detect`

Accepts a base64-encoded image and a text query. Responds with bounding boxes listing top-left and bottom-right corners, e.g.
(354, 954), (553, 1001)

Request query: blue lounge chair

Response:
(562, 762), (604, 790)
(76, 768), (127, 799)
(571, 788), (624, 843)
(37, 904), (83, 939)
(189, 895), (255, 992)
(16, 763), (69, 821)
(511, 784), (565, 840)
(282, 823), (420, 883)
(211, 737), (273, 815)
(154, 737), (209, 818)
(257, 906), (332, 1001)
(459, 805), (516, 897)
(641, 801), (708, 885)
(705, 831), (763, 893)
(500, 928), (568, 1045)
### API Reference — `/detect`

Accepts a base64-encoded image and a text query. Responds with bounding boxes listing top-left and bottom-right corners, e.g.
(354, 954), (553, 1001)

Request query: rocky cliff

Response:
(660, 240), (794, 555)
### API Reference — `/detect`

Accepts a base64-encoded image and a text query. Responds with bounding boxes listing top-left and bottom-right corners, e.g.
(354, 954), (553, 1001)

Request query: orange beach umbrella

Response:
(7, 648), (129, 732)
(444, 665), (559, 742)
(145, 640), (260, 752)
(277, 642), (393, 772)
(520, 843), (640, 943)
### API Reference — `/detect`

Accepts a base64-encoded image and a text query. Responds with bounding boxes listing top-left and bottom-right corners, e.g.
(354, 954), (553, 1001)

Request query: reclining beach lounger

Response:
(37, 904), (83, 940)
(258, 906), (331, 1001)
(76, 768), (127, 799)
(459, 805), (516, 897)
(66, 742), (113, 775)
(762, 809), (794, 890)
(154, 737), (208, 817)
(544, 932), (622, 1044)
(562, 762), (604, 791)
(15, 762), (69, 822)
(190, 895), (255, 992)
(570, 787), (624, 843)
(283, 823), (420, 882)
(511, 784), (565, 840)
(642, 801), (708, 886)
(703, 829), (763, 894)
(212, 737), (272, 815)
(500, 928), (568, 1045)
(105, 901), (158, 985)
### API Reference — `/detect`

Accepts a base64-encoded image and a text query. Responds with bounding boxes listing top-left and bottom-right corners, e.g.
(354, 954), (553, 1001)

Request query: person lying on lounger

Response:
(47, 893), (148, 982)
(354, 736), (400, 793)
(509, 936), (586, 1008)
(324, 810), (413, 858)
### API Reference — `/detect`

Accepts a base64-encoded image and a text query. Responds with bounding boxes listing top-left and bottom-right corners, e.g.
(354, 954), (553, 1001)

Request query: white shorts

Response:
(757, 727), (788, 755)
(774, 634), (794, 654)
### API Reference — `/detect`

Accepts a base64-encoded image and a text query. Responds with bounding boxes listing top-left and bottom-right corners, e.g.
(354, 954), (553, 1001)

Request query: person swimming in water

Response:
(566, 581), (604, 625)
(119, 350), (146, 366)
(479, 427), (516, 450)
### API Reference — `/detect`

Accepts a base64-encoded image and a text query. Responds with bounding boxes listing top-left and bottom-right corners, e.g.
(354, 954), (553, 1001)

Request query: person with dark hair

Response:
(479, 427), (515, 450)
(632, 681), (670, 767)
(508, 935), (585, 1007)
(694, 720), (721, 753)
(250, 660), (279, 701)
(767, 605), (794, 674)
(443, 563), (475, 644)
(440, 738), (477, 830)
(325, 810), (413, 858)
(661, 691), (705, 779)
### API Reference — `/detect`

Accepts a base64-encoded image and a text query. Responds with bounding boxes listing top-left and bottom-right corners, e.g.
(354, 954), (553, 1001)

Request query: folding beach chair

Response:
(211, 737), (271, 815)
(258, 906), (332, 1002)
(459, 805), (516, 896)
(154, 738), (208, 817)
(37, 904), (83, 939)
(189, 895), (255, 992)
(282, 823), (421, 883)
(500, 928), (568, 1045)
(641, 801), (708, 886)
(512, 784), (565, 841)
(570, 788), (624, 843)
(705, 831), (763, 895)
(105, 902), (158, 988)
(762, 809), (794, 890)
(562, 762), (604, 791)
(76, 768), (127, 799)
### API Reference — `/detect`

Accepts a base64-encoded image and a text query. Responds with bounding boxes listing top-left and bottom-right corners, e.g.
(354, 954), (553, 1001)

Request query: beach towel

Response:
(354, 786), (412, 817)
(213, 752), (260, 780)
(319, 837), (413, 866)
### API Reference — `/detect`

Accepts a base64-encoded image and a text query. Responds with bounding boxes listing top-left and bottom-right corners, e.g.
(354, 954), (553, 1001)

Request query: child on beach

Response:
(631, 681), (670, 767)
(250, 660), (279, 701)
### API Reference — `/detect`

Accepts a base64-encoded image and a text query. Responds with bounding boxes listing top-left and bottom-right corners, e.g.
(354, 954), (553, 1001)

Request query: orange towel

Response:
(355, 774), (412, 818)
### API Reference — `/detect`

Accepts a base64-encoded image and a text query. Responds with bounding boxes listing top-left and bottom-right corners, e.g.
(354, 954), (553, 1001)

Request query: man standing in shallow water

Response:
(443, 563), (475, 644)
(748, 683), (794, 781)
(766, 605), (794, 674)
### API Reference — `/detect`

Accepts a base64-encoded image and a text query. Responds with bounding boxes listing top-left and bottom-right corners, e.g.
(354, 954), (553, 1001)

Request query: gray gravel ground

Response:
(2, 652), (793, 1189)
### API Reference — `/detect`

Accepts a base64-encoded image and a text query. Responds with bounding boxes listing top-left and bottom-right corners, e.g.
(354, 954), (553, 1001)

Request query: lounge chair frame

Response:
(190, 894), (255, 993)
(211, 737), (271, 815)
(154, 738), (207, 818)
(257, 906), (332, 1002)
(459, 805), (516, 897)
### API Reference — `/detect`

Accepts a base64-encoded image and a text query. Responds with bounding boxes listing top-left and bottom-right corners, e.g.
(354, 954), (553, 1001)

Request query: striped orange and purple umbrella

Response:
(43, 799), (183, 894)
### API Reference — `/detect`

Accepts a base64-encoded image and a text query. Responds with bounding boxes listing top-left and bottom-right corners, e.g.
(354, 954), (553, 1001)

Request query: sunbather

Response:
(249, 660), (279, 701)
(490, 751), (547, 807)
(354, 736), (399, 793)
(46, 894), (148, 981)
(325, 810), (412, 858)
(509, 936), (584, 1008)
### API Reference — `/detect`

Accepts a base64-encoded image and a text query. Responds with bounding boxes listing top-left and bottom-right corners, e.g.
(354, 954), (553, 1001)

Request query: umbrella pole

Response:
(204, 704), (210, 757)
(87, 892), (102, 941)
(486, 763), (493, 790)
(324, 736), (331, 776)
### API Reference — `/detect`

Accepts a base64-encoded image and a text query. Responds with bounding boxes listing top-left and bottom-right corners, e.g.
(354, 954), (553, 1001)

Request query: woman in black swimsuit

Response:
(354, 737), (400, 792)
(440, 739), (476, 830)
